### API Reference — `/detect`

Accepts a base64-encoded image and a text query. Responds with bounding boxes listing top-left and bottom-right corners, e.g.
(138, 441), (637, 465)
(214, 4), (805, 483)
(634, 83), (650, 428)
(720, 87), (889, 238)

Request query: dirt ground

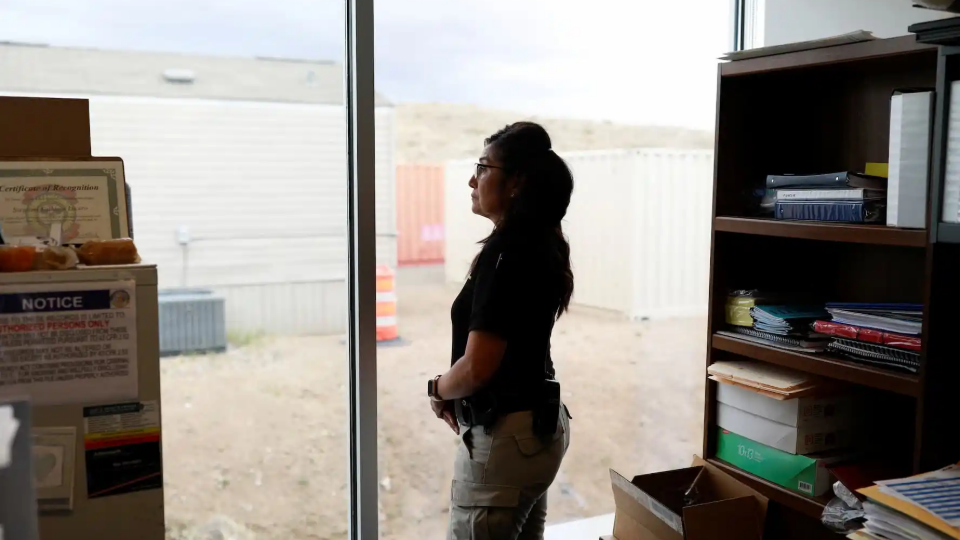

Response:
(161, 272), (706, 540)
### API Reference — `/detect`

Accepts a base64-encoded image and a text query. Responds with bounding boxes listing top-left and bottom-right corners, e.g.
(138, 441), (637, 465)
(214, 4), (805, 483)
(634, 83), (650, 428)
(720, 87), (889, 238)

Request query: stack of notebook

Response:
(720, 304), (830, 352)
(767, 171), (887, 223)
(850, 464), (960, 540)
(814, 303), (922, 374)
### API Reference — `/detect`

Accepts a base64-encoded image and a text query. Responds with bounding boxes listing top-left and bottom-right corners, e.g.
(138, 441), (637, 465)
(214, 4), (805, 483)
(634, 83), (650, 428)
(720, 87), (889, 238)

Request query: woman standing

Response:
(427, 122), (574, 540)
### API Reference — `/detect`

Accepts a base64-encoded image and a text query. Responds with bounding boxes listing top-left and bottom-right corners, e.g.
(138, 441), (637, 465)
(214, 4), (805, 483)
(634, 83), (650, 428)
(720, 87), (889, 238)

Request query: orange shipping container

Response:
(396, 164), (445, 266)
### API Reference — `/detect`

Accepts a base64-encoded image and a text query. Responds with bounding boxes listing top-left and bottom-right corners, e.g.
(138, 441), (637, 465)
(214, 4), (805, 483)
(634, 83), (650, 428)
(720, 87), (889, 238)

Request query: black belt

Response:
(456, 394), (540, 428)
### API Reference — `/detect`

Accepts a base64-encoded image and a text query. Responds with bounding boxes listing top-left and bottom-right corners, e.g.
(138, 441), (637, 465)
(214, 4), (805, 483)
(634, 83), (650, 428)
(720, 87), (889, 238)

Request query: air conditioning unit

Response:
(157, 289), (227, 357)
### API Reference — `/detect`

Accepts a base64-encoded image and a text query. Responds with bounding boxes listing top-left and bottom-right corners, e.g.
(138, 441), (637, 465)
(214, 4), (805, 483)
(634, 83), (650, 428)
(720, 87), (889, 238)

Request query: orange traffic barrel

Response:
(376, 265), (399, 342)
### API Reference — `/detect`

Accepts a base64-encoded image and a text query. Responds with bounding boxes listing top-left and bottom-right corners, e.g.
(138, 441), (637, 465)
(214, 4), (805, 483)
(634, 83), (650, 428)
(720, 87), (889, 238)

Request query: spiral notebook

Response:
(827, 338), (921, 374)
(726, 326), (828, 351)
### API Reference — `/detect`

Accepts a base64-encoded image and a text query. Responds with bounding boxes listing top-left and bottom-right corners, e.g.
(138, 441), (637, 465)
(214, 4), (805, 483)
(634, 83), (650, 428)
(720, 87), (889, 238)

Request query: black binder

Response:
(766, 171), (887, 190)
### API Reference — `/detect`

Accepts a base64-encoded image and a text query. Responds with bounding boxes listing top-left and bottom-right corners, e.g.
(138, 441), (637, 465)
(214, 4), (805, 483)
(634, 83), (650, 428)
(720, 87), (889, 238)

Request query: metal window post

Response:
(345, 0), (378, 539)
(731, 0), (747, 52)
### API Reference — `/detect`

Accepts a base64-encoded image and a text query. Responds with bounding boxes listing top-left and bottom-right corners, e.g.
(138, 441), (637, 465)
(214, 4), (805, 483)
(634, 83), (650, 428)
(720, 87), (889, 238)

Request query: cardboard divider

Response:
(0, 97), (91, 157)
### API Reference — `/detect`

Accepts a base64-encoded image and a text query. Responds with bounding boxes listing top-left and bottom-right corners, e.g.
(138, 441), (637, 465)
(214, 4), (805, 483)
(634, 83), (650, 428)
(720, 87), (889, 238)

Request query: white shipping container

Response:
(444, 149), (713, 320)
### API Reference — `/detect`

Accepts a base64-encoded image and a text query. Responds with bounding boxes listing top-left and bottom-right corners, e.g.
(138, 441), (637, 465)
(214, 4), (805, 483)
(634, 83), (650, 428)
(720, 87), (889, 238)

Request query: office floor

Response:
(160, 271), (706, 540)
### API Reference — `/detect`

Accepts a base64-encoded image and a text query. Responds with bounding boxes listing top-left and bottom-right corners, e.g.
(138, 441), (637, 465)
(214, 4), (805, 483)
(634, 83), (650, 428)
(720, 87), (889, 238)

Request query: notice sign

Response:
(83, 401), (161, 498)
(0, 281), (137, 406)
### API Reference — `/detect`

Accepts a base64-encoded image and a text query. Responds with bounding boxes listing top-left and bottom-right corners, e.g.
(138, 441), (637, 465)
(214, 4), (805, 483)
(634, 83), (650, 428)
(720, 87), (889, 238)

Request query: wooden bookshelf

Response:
(714, 216), (928, 247)
(704, 36), (960, 539)
(720, 35), (933, 77)
(707, 458), (831, 519)
(712, 334), (922, 397)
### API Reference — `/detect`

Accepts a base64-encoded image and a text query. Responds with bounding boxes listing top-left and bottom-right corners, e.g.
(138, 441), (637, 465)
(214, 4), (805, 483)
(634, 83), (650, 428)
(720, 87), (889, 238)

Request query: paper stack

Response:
(751, 305), (828, 335)
(852, 464), (960, 540)
(708, 360), (823, 400)
(720, 304), (830, 353)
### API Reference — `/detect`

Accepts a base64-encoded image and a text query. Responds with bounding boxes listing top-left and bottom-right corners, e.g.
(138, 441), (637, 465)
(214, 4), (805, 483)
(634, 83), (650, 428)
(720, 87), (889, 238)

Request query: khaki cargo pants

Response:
(447, 405), (571, 540)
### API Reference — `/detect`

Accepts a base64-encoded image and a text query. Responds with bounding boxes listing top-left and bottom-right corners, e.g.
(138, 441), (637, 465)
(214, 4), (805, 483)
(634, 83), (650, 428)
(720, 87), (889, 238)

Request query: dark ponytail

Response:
(478, 122), (574, 318)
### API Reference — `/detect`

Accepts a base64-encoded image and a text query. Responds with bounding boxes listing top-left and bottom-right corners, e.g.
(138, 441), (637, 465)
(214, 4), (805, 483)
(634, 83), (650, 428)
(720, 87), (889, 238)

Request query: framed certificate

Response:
(0, 158), (130, 245)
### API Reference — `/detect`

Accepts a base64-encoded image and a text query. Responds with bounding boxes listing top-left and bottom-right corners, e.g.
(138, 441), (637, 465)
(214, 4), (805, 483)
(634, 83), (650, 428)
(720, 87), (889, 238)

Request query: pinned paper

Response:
(0, 405), (20, 469)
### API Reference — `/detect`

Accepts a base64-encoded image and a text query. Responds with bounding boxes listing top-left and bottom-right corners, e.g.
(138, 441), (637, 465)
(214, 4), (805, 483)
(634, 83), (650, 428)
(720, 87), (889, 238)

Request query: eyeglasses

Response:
(475, 163), (506, 178)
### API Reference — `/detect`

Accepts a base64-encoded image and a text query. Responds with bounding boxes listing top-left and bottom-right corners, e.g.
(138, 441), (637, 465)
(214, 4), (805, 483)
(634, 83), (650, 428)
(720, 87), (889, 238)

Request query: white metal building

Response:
(445, 149), (714, 320)
(0, 42), (396, 335)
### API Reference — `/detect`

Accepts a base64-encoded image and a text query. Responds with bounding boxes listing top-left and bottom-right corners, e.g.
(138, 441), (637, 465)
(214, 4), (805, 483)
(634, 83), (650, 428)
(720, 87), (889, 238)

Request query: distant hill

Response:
(394, 103), (714, 164)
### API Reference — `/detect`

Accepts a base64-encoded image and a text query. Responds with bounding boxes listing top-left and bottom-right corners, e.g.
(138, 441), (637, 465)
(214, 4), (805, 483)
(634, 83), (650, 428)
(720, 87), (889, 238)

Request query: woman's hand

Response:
(431, 400), (459, 434)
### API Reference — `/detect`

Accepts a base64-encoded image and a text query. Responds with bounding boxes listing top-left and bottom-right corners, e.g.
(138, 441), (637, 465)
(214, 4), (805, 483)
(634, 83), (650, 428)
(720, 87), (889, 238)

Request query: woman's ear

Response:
(506, 174), (523, 199)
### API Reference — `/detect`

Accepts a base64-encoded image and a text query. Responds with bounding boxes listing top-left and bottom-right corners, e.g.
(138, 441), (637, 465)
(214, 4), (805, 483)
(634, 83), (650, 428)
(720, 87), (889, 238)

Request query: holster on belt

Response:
(456, 379), (563, 437)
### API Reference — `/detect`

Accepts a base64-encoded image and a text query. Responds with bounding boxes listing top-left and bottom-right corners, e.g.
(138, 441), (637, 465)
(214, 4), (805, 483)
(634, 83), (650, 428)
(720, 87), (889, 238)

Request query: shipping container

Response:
(444, 149), (713, 320)
(396, 164), (445, 266)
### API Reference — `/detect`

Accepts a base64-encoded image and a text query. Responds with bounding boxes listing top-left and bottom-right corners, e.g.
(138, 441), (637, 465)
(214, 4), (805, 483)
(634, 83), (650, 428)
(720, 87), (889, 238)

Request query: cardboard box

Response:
(715, 428), (850, 497)
(609, 456), (768, 540)
(717, 402), (852, 454)
(716, 382), (854, 427)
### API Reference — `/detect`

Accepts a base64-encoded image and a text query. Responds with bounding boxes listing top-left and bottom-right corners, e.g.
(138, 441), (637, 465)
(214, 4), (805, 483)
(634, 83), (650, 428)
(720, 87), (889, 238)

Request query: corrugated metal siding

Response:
(396, 164), (445, 266)
(444, 161), (492, 283)
(563, 150), (637, 314)
(38, 93), (400, 336)
(630, 150), (713, 319)
(213, 280), (346, 336)
(444, 149), (713, 320)
(375, 108), (398, 269)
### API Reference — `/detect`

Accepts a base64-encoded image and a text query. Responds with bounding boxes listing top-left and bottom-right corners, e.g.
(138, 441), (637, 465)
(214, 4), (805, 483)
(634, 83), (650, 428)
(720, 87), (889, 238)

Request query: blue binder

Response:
(775, 200), (885, 223)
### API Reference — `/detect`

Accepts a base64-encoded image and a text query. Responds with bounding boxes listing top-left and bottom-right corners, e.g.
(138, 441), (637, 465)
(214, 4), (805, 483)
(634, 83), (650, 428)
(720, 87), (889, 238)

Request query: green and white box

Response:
(715, 428), (850, 497)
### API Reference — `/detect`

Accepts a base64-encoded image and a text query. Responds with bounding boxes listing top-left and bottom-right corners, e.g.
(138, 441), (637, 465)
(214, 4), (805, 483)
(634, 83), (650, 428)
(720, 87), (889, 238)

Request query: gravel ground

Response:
(161, 273), (706, 540)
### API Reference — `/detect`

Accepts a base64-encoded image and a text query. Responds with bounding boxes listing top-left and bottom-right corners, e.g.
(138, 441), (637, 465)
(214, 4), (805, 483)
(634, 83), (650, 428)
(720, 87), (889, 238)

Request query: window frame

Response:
(345, 0), (378, 539)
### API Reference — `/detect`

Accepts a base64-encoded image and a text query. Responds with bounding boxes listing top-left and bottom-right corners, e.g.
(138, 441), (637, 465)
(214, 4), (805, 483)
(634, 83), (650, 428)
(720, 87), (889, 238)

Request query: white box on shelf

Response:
(888, 91), (932, 229)
(716, 402), (852, 455)
(716, 380), (855, 427)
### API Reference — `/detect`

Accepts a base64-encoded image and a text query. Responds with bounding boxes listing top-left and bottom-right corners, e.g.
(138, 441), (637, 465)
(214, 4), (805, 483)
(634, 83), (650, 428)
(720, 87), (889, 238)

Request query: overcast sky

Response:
(0, 0), (730, 129)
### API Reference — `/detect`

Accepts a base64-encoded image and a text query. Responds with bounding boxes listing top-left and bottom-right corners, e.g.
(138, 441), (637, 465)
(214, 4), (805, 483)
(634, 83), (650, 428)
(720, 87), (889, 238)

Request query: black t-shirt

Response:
(450, 232), (563, 400)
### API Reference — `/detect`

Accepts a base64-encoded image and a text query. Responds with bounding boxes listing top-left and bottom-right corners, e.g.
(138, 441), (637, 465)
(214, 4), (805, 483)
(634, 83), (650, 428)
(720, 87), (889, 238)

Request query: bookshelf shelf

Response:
(714, 217), (928, 247)
(711, 334), (922, 397)
(707, 458), (830, 520)
(720, 36), (935, 77)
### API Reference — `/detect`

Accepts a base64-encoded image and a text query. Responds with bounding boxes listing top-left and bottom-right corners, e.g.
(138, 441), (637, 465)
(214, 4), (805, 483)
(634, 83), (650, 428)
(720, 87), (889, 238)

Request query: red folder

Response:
(813, 320), (921, 352)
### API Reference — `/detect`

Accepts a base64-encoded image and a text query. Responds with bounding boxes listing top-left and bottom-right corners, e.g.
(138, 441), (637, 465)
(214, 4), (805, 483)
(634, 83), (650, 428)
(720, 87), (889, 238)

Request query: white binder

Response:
(943, 82), (960, 223)
(888, 90), (933, 229)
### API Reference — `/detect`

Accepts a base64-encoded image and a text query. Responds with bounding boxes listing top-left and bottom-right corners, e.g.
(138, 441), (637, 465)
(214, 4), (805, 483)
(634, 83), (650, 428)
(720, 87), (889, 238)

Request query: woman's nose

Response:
(468, 175), (477, 188)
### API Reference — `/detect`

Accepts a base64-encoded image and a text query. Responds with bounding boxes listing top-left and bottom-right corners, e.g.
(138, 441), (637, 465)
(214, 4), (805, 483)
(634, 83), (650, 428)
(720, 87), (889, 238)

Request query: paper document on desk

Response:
(877, 464), (960, 527)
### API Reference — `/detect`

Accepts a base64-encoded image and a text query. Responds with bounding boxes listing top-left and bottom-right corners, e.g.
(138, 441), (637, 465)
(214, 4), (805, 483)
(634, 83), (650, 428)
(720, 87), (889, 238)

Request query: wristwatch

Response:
(427, 375), (443, 401)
